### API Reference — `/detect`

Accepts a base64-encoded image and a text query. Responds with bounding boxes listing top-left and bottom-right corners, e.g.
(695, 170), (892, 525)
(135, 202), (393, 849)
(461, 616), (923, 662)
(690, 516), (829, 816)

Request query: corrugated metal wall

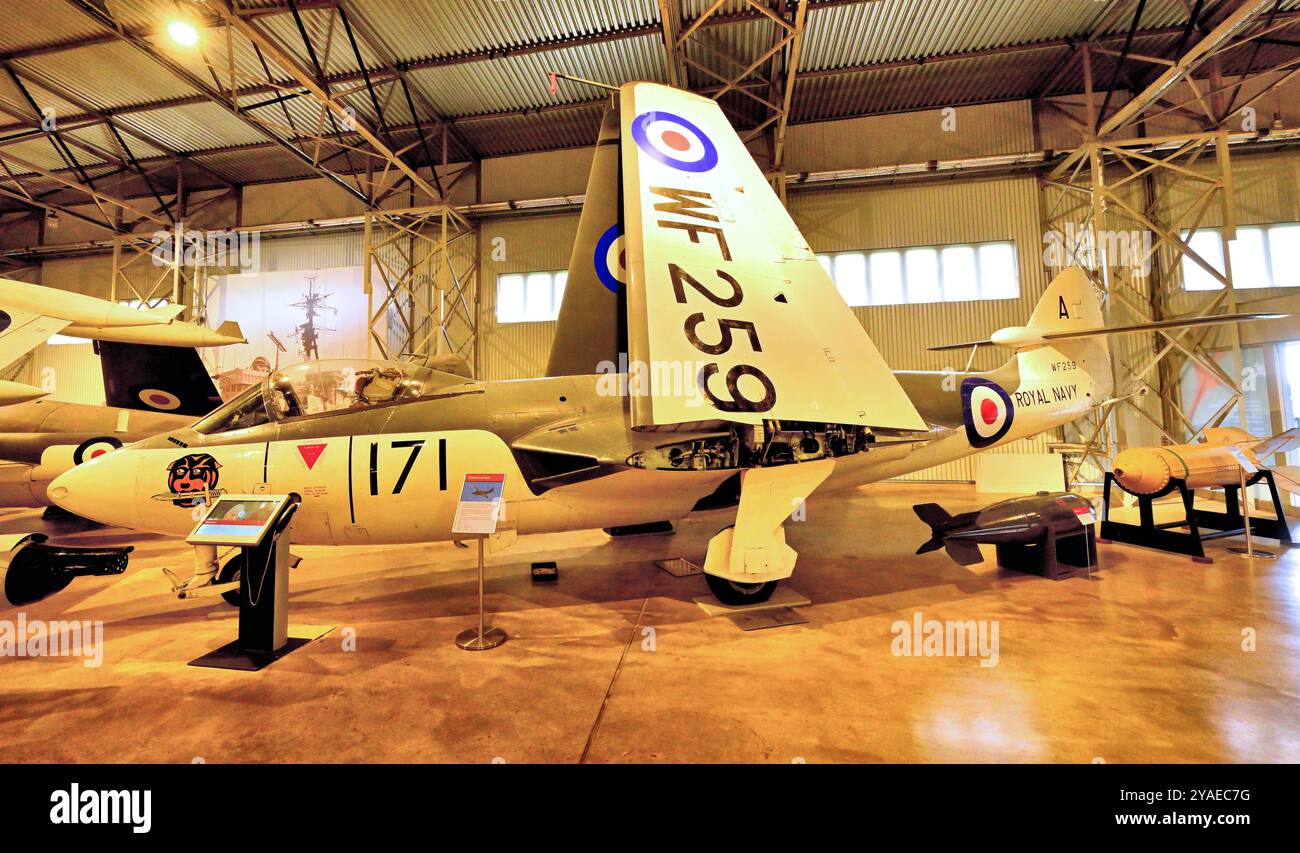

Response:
(784, 99), (1036, 171)
(255, 231), (365, 270)
(29, 342), (104, 406)
(478, 212), (580, 380)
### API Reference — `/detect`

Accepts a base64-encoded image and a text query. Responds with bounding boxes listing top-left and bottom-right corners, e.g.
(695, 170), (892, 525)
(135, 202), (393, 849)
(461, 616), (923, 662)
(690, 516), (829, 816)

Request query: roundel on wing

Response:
(594, 224), (626, 293)
(961, 377), (1014, 448)
(630, 111), (719, 173)
(0, 310), (10, 334)
(132, 386), (182, 411)
(73, 436), (122, 465)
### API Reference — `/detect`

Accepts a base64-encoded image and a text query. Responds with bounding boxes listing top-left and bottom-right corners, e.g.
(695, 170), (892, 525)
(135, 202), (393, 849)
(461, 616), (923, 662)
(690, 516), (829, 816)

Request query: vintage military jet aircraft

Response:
(0, 279), (250, 508)
(44, 82), (1281, 605)
(0, 339), (240, 508)
(0, 277), (243, 404)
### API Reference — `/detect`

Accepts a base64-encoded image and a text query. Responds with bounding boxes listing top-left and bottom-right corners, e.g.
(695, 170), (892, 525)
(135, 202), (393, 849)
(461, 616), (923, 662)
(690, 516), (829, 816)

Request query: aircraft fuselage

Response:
(49, 345), (1099, 545)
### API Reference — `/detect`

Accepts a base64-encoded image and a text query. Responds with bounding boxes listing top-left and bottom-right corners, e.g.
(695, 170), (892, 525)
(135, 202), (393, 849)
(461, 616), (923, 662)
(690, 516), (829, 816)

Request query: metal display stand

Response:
(455, 537), (507, 651)
(994, 523), (1097, 580)
(1099, 470), (1293, 562)
(1227, 460), (1277, 560)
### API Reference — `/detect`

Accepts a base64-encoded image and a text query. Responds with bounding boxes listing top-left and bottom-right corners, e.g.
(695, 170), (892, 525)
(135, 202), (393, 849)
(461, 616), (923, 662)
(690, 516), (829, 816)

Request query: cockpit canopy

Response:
(193, 359), (463, 435)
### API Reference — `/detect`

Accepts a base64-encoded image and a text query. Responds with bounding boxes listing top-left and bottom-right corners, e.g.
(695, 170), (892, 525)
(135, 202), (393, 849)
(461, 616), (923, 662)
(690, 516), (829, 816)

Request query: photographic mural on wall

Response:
(204, 266), (370, 400)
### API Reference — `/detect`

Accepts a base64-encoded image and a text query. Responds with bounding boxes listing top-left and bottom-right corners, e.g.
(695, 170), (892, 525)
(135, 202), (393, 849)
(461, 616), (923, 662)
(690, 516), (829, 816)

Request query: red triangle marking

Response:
(297, 443), (327, 470)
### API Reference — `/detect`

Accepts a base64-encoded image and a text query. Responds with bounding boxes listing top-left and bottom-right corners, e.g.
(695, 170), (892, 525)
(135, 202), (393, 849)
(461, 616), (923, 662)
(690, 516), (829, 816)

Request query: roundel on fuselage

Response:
(630, 111), (719, 173)
(0, 310), (10, 334)
(961, 377), (1014, 448)
(72, 436), (123, 465)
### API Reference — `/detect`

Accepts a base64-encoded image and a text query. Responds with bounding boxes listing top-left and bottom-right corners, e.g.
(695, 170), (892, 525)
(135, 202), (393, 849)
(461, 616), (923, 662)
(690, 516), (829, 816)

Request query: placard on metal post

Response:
(452, 473), (508, 650)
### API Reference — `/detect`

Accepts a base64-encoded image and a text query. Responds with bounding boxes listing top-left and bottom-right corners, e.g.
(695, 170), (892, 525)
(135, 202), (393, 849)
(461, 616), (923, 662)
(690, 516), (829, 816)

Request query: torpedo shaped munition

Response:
(914, 491), (1097, 566)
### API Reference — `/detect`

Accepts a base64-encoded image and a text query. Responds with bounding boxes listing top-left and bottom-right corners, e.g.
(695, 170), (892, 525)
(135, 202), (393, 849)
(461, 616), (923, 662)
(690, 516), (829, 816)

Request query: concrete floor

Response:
(1, 482), (1297, 763)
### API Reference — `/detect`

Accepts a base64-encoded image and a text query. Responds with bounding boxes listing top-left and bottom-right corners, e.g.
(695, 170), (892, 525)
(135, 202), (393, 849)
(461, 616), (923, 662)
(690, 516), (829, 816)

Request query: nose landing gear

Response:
(704, 573), (778, 606)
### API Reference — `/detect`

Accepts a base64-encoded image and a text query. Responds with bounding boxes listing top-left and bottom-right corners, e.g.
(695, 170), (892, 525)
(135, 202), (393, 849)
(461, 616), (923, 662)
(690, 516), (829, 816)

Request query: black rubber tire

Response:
(704, 573), (778, 606)
(216, 558), (241, 607)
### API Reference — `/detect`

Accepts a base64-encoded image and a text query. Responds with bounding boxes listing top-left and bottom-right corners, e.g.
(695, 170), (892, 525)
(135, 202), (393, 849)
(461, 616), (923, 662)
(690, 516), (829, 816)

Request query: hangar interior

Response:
(0, 0), (1298, 763)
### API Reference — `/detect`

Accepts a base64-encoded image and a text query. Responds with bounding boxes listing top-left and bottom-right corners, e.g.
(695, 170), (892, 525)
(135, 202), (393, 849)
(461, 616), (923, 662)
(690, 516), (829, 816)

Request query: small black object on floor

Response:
(531, 561), (558, 583)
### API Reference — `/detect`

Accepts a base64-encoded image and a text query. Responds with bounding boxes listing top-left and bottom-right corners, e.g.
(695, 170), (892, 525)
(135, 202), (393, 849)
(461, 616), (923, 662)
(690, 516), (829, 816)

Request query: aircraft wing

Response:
(0, 307), (70, 368)
(618, 82), (924, 432)
(929, 311), (1288, 351)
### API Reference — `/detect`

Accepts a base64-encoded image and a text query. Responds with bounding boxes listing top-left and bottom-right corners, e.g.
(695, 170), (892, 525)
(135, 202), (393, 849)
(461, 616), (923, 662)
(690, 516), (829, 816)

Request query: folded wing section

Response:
(619, 82), (923, 431)
(0, 307), (70, 372)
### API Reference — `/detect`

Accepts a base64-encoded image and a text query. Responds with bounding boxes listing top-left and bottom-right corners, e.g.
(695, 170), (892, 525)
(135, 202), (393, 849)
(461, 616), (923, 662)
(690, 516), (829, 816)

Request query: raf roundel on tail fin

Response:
(594, 224), (627, 294)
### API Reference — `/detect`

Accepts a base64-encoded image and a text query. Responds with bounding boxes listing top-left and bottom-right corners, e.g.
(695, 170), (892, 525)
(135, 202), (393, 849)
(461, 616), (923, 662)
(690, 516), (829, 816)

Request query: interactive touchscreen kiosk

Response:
(187, 493), (304, 671)
(186, 495), (293, 548)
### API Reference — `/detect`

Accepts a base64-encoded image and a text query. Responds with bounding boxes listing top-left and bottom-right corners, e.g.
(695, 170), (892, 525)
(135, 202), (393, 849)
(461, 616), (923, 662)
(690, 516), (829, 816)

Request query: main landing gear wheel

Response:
(704, 573), (778, 606)
(216, 558), (241, 607)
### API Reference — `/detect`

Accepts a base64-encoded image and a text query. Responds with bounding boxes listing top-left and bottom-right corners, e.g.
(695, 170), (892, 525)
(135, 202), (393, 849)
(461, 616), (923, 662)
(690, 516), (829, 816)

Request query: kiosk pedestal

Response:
(187, 494), (310, 671)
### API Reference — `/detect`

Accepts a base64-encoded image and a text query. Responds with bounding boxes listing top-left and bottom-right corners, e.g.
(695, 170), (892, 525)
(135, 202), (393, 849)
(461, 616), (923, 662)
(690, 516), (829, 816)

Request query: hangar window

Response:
(817, 241), (1018, 306)
(1181, 223), (1300, 290)
(496, 270), (568, 322)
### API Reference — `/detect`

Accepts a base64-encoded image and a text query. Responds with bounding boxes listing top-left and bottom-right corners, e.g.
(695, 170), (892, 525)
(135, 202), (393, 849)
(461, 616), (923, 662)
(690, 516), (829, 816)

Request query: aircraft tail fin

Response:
(913, 503), (951, 555)
(1249, 427), (1300, 458)
(546, 105), (623, 377)
(97, 341), (222, 417)
(944, 540), (984, 566)
(213, 320), (247, 344)
(1026, 267), (1105, 334)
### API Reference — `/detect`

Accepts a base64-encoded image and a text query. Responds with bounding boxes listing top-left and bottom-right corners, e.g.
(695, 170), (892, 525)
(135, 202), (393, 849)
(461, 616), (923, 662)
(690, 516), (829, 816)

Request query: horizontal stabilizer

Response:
(930, 312), (1287, 351)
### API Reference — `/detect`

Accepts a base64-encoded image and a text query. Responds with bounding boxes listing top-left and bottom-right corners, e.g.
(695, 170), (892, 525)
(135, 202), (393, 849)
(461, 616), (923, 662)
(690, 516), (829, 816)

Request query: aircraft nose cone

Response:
(48, 451), (135, 525)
